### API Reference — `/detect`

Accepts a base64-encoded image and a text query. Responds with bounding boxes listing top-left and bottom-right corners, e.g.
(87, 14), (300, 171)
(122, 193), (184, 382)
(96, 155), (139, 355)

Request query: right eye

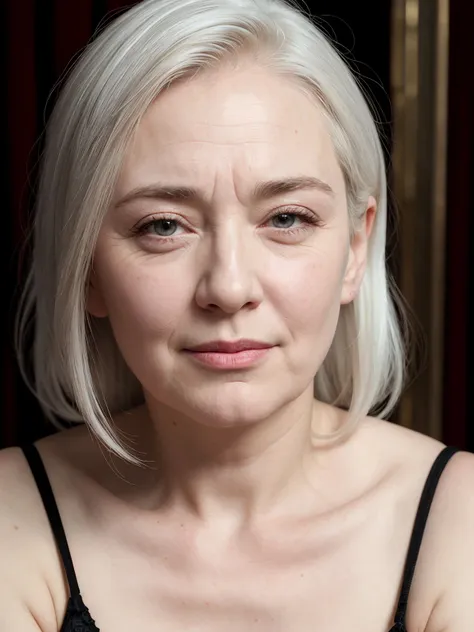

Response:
(132, 214), (188, 240)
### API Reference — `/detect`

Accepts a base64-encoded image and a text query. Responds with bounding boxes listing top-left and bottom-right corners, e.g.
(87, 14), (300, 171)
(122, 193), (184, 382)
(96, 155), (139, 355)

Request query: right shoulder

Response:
(0, 447), (64, 632)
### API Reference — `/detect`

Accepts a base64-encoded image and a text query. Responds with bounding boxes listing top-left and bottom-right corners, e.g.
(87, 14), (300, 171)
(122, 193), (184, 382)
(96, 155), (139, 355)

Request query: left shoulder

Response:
(426, 447), (474, 510)
(421, 448), (474, 632)
(360, 418), (474, 631)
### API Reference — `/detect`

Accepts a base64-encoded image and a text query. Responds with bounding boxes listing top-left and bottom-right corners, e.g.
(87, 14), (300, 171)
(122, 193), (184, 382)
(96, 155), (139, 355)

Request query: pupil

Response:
(155, 220), (176, 236)
(276, 213), (294, 227)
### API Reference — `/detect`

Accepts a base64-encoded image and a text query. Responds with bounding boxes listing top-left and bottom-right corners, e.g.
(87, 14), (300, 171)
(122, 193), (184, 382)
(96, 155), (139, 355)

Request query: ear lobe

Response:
(340, 197), (377, 306)
(86, 272), (108, 318)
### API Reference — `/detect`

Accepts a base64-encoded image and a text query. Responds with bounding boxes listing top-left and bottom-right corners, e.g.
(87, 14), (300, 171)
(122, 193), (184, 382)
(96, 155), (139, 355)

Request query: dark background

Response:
(2, 0), (470, 449)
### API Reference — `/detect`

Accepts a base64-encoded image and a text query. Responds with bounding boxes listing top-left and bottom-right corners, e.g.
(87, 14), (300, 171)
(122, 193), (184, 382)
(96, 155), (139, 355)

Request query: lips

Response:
(185, 339), (273, 353)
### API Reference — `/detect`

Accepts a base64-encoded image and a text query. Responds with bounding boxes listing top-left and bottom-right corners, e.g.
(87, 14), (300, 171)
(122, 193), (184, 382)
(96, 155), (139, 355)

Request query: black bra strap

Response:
(393, 445), (460, 625)
(22, 444), (81, 599)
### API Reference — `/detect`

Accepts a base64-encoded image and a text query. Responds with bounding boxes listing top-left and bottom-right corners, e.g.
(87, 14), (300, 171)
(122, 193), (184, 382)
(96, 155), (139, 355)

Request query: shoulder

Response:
(0, 446), (50, 577)
(0, 423), (119, 630)
(364, 417), (474, 631)
(0, 446), (62, 631)
(353, 414), (449, 480)
(359, 418), (474, 630)
(419, 448), (474, 631)
(360, 416), (471, 531)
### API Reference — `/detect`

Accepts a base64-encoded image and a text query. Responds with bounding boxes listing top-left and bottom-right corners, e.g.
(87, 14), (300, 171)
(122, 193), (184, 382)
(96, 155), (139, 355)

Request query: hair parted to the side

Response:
(15, 0), (409, 464)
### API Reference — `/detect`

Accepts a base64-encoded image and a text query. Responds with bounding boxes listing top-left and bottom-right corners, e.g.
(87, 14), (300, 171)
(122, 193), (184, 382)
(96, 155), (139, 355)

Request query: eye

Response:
(265, 208), (324, 233)
(132, 216), (186, 238)
(269, 212), (303, 229)
(146, 218), (180, 237)
(130, 207), (324, 246)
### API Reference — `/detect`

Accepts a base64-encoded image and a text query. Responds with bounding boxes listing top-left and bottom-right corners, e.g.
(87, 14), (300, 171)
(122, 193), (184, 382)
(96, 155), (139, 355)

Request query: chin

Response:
(168, 380), (304, 429)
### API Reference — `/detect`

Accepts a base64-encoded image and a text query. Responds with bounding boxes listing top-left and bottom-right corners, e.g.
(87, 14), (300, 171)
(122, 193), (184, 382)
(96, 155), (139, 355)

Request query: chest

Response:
(65, 510), (413, 631)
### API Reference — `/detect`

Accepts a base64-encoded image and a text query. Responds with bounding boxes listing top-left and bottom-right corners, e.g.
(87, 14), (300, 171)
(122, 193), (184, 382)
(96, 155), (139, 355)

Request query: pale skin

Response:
(1, 61), (473, 631)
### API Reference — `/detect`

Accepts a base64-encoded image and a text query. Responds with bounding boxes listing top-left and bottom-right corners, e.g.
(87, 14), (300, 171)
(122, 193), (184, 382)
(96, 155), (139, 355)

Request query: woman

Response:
(1, 0), (472, 630)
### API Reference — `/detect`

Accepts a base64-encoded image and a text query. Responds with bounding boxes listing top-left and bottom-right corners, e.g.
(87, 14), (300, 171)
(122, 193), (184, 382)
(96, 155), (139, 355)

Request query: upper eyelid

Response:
(137, 206), (316, 224)
(134, 207), (322, 237)
(134, 211), (323, 246)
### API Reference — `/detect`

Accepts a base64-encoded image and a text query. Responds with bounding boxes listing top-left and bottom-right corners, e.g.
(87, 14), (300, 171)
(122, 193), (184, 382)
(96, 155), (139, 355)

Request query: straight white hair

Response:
(16, 0), (408, 463)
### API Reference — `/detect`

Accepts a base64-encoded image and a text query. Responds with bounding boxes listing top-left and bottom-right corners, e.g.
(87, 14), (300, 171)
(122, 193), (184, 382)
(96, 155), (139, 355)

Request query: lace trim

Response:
(388, 623), (406, 632)
(61, 594), (100, 632)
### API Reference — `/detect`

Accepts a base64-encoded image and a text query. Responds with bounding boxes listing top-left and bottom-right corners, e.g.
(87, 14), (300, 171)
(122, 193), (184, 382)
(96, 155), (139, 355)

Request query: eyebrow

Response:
(114, 176), (335, 208)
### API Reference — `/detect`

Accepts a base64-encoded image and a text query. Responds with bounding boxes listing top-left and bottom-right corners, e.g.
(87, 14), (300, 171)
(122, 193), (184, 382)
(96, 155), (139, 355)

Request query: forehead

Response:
(118, 64), (344, 197)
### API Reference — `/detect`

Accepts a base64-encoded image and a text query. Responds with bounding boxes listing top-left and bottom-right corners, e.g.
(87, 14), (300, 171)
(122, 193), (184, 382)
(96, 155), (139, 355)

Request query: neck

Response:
(134, 390), (337, 526)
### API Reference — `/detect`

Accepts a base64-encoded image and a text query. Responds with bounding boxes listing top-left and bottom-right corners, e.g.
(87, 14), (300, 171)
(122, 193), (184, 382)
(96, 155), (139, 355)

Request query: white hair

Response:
(15, 0), (408, 463)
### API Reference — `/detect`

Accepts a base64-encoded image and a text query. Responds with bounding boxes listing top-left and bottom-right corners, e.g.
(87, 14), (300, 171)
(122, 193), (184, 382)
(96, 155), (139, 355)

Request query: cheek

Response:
(272, 246), (347, 333)
(96, 254), (190, 338)
(274, 254), (345, 378)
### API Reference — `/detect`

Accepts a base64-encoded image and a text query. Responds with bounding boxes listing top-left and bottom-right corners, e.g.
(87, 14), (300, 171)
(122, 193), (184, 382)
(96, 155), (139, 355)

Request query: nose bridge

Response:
(215, 214), (247, 274)
(195, 213), (260, 312)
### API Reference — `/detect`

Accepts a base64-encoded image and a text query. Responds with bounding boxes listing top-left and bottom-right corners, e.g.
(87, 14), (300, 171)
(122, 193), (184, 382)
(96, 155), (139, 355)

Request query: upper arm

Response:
(0, 448), (58, 632)
(423, 450), (474, 632)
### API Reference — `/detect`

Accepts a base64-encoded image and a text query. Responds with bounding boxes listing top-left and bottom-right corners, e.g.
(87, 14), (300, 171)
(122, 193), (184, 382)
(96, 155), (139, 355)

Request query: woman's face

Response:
(89, 63), (373, 428)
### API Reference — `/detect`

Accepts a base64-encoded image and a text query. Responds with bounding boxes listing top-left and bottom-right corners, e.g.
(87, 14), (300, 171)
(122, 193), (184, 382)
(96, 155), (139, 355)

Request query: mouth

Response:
(184, 339), (274, 354)
(183, 340), (275, 370)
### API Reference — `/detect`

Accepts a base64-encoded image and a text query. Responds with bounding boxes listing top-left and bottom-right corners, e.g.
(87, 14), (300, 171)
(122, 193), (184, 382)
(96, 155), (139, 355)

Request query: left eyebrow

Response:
(113, 175), (335, 208)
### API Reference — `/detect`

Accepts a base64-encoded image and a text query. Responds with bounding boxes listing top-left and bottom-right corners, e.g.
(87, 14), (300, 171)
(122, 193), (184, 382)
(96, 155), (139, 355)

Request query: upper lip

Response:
(185, 339), (274, 353)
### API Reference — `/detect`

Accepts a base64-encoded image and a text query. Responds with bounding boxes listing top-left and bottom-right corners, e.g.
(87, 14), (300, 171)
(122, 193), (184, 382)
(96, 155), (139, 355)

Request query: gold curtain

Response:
(391, 0), (450, 438)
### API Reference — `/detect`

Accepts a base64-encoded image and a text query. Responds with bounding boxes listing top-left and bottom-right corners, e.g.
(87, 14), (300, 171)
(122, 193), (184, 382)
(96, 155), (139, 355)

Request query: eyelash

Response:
(131, 207), (324, 242)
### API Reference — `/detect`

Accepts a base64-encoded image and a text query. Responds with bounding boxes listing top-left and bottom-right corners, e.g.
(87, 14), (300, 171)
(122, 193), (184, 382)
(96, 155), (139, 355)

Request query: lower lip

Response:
(184, 348), (272, 369)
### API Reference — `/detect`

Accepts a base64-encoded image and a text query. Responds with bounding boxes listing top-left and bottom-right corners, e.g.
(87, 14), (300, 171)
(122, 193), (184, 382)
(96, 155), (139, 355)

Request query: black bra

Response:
(21, 443), (461, 631)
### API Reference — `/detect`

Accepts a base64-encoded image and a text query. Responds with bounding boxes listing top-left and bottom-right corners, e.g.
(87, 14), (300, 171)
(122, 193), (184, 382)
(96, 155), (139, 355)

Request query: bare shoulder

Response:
(0, 446), (62, 631)
(413, 443), (474, 632)
(361, 417), (474, 631)
(357, 415), (448, 465)
(361, 415), (471, 525)
(0, 422), (116, 631)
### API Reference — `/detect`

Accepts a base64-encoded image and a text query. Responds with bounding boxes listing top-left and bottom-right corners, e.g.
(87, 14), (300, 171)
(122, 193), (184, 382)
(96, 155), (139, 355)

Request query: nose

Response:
(194, 222), (263, 314)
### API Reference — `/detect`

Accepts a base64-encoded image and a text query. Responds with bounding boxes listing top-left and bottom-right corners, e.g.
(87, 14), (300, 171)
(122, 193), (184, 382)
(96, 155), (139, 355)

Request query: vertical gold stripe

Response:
(429, 0), (450, 439)
(391, 0), (420, 431)
(390, 0), (449, 438)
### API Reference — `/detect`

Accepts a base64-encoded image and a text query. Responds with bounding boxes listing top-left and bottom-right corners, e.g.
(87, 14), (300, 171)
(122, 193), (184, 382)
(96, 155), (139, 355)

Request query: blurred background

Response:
(2, 0), (471, 450)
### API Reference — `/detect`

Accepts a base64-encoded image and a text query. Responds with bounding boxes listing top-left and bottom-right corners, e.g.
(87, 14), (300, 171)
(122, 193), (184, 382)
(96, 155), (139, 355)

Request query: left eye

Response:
(269, 213), (301, 229)
(136, 218), (183, 237)
(148, 219), (180, 237)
